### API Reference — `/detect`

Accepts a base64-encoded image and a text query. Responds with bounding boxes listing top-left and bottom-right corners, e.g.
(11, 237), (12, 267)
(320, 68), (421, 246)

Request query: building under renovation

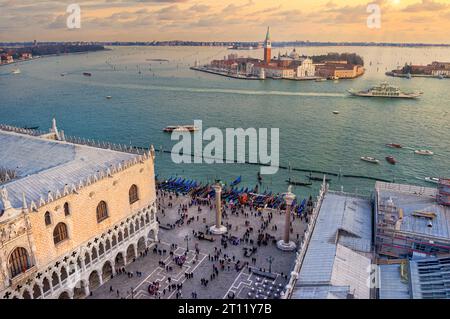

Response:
(374, 181), (450, 259)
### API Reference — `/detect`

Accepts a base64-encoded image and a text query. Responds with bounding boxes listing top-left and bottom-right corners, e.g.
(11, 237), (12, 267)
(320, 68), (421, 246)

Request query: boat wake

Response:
(52, 76), (347, 98)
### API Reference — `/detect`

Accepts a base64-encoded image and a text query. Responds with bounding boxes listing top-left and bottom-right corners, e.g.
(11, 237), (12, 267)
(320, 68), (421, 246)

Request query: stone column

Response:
(209, 183), (227, 235)
(277, 191), (297, 251)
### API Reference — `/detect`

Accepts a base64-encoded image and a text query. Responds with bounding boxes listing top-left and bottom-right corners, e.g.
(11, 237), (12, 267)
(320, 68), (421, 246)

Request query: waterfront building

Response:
(374, 181), (450, 259)
(263, 26), (272, 65)
(20, 53), (32, 60)
(253, 64), (295, 79)
(0, 121), (159, 299)
(315, 61), (364, 79)
(1, 54), (14, 64)
(295, 58), (315, 78)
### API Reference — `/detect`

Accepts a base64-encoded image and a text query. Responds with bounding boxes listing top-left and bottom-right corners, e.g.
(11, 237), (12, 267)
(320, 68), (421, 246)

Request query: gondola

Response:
(286, 178), (312, 187)
(306, 174), (332, 182)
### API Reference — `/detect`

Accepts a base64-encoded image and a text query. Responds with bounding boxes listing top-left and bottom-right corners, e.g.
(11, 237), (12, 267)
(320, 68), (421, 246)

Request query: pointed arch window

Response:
(9, 247), (32, 278)
(129, 185), (139, 204)
(44, 211), (52, 226)
(63, 202), (70, 216)
(96, 201), (108, 223)
(53, 223), (69, 244)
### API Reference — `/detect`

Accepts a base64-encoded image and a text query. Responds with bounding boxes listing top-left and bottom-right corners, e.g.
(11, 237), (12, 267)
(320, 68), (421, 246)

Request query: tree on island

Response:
(311, 52), (364, 66)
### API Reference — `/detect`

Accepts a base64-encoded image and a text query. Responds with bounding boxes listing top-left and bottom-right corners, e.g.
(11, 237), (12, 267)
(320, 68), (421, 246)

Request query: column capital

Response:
(213, 183), (222, 194)
(284, 191), (296, 206)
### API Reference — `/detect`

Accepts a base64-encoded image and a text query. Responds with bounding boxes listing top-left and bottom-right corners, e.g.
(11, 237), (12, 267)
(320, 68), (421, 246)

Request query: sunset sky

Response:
(1, 0), (450, 43)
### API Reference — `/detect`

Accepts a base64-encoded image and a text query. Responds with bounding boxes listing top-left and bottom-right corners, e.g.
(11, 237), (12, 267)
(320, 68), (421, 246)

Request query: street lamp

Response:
(184, 235), (191, 252)
(266, 256), (274, 274)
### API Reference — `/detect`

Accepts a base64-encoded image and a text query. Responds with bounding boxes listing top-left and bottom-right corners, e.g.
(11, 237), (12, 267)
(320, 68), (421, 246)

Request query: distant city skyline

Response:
(1, 0), (450, 43)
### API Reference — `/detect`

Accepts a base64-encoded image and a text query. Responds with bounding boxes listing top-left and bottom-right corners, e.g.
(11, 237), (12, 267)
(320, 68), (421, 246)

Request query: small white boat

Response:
(163, 125), (199, 133)
(414, 149), (434, 156)
(361, 156), (380, 164)
(106, 96), (112, 99)
(424, 177), (440, 184)
(333, 111), (340, 115)
(12, 69), (21, 74)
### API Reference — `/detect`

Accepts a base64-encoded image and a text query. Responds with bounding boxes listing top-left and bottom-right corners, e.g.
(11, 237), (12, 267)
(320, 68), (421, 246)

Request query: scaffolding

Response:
(437, 179), (450, 206)
(375, 182), (450, 259)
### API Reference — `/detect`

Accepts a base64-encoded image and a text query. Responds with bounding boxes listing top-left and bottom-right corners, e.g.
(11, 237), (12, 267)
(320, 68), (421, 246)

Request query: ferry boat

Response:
(163, 125), (199, 133)
(386, 156), (397, 165)
(386, 143), (402, 149)
(348, 82), (422, 99)
(414, 149), (434, 156)
(361, 156), (380, 164)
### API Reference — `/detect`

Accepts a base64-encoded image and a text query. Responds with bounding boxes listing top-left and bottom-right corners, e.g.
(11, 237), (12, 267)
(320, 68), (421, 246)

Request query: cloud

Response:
(403, 0), (449, 12)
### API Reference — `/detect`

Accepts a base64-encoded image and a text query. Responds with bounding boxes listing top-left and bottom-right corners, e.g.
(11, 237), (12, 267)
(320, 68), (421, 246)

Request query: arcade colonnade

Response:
(2, 204), (158, 299)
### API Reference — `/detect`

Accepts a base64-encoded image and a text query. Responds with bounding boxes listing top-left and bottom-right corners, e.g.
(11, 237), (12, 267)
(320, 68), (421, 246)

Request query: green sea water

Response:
(0, 46), (449, 200)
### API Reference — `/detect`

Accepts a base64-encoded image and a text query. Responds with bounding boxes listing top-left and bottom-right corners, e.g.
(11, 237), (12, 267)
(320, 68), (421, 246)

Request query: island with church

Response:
(191, 27), (365, 81)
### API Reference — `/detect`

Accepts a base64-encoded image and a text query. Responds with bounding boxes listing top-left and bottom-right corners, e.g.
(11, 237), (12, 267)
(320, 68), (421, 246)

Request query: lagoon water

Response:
(0, 46), (449, 199)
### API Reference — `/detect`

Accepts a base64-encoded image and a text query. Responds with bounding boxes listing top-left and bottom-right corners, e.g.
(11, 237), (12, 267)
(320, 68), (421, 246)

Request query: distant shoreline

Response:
(0, 49), (109, 68)
(2, 42), (450, 48)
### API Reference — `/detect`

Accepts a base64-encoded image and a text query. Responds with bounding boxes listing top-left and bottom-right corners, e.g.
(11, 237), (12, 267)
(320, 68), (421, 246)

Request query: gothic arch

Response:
(102, 261), (113, 281)
(58, 291), (71, 299)
(105, 239), (111, 252)
(60, 266), (68, 282)
(88, 270), (101, 291)
(91, 247), (98, 261)
(51, 271), (60, 288)
(85, 251), (91, 266)
(8, 247), (32, 278)
(98, 242), (105, 257)
(32, 284), (42, 299)
(137, 237), (146, 253)
(42, 277), (51, 294)
(73, 280), (87, 299)
(115, 252), (125, 268)
(22, 289), (32, 299)
(126, 244), (136, 261)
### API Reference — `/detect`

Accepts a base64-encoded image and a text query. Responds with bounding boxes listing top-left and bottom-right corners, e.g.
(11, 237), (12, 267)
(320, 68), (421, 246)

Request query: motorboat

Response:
(83, 72), (92, 77)
(386, 143), (402, 149)
(421, 177), (440, 184)
(163, 125), (199, 133)
(386, 156), (397, 165)
(333, 111), (340, 115)
(348, 82), (422, 99)
(106, 96), (112, 99)
(361, 156), (380, 164)
(12, 68), (21, 74)
(414, 149), (434, 156)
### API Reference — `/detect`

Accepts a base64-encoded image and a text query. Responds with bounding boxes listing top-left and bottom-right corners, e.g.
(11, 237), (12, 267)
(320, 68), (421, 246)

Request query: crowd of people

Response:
(95, 188), (311, 299)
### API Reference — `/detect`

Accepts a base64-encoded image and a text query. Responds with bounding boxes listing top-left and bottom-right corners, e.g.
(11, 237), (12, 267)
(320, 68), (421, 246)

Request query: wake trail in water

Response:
(49, 76), (347, 98)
